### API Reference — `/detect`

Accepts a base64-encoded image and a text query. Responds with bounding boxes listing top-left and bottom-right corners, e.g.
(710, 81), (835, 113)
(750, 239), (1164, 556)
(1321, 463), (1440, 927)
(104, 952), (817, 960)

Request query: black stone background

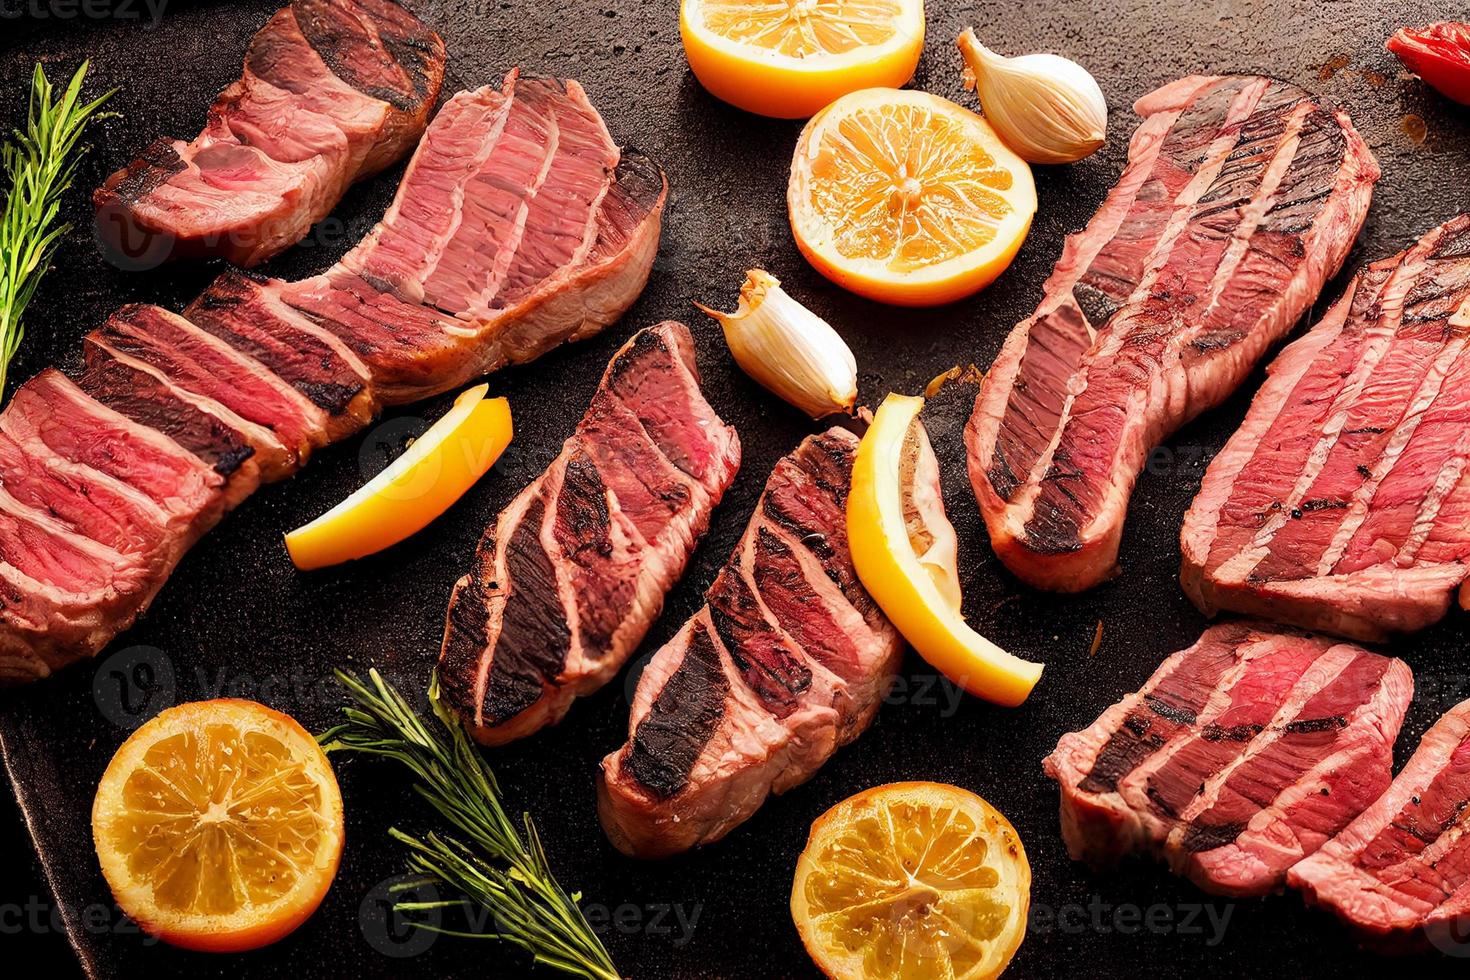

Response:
(2, 0), (1470, 976)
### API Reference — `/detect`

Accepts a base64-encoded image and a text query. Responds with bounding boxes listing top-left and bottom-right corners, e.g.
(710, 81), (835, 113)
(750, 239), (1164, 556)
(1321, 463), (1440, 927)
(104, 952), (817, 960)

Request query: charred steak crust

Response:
(598, 428), (907, 859)
(1044, 621), (1412, 897)
(94, 0), (446, 268)
(966, 74), (1380, 592)
(1288, 698), (1470, 951)
(624, 623), (730, 798)
(437, 321), (741, 745)
(1, 73), (667, 685)
(1182, 214), (1470, 641)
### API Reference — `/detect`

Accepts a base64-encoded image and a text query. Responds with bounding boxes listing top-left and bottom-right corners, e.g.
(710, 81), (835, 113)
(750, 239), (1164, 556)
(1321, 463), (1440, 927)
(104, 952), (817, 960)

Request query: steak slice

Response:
(966, 75), (1379, 592)
(3, 75), (664, 685)
(282, 73), (666, 404)
(438, 322), (740, 744)
(1288, 699), (1470, 952)
(1182, 215), (1470, 640)
(94, 0), (445, 267)
(1043, 622), (1412, 896)
(183, 271), (375, 438)
(599, 429), (905, 858)
(0, 372), (228, 683)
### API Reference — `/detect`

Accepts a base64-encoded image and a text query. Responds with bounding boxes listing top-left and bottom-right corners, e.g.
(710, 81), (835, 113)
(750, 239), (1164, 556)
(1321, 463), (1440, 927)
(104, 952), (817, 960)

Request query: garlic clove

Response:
(697, 270), (858, 420)
(957, 29), (1108, 165)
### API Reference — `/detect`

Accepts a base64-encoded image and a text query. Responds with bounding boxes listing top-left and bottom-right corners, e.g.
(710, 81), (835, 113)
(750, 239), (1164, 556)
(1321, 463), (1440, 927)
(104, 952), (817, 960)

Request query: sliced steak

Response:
(5, 74), (664, 685)
(94, 0), (445, 267)
(1043, 622), (1412, 896)
(183, 271), (375, 438)
(599, 429), (905, 858)
(0, 372), (229, 683)
(1183, 215), (1470, 640)
(282, 73), (665, 404)
(967, 75), (1380, 592)
(1288, 699), (1470, 952)
(438, 323), (740, 745)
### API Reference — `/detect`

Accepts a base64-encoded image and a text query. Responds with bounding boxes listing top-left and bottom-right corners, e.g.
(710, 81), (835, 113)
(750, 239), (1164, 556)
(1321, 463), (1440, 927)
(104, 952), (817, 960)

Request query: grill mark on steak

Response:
(600, 428), (903, 857)
(437, 544), (497, 724)
(95, 0), (445, 268)
(1047, 623), (1411, 897)
(707, 567), (813, 717)
(551, 449), (630, 661)
(624, 623), (729, 799)
(481, 494), (569, 724)
(1183, 215), (1470, 639)
(75, 352), (257, 478)
(971, 74), (1377, 593)
(1077, 630), (1245, 794)
(185, 272), (369, 419)
(1289, 699), (1470, 944)
(438, 323), (738, 743)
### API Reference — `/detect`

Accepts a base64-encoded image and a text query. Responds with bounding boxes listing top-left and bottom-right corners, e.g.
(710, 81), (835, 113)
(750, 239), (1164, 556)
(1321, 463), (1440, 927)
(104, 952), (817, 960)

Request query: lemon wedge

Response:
(789, 88), (1036, 306)
(848, 393), (1043, 706)
(680, 0), (924, 119)
(285, 384), (512, 570)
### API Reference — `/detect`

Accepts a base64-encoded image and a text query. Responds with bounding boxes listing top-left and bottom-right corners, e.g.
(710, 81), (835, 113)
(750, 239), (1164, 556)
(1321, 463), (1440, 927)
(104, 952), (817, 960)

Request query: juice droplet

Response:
(1401, 113), (1428, 146)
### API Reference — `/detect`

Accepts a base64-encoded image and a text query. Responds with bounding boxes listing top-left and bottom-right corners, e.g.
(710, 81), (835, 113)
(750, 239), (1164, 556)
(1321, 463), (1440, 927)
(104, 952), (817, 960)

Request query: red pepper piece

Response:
(1388, 22), (1470, 106)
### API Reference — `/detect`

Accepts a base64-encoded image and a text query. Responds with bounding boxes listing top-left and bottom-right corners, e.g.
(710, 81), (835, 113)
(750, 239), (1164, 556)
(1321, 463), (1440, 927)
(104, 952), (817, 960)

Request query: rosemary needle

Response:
(0, 62), (114, 402)
(321, 669), (621, 980)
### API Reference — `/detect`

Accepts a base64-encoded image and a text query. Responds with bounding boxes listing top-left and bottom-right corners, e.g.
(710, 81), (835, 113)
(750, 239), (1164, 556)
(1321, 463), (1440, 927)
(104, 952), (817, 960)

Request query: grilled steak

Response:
(94, 0), (445, 267)
(1043, 622), (1412, 897)
(1289, 698), (1470, 952)
(439, 322), (740, 745)
(600, 429), (905, 858)
(966, 75), (1379, 592)
(1183, 215), (1470, 641)
(0, 74), (665, 685)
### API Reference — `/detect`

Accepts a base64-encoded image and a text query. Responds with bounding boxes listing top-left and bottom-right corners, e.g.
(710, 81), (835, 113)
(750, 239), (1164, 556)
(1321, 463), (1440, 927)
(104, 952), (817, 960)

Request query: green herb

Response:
(320, 669), (621, 980)
(0, 62), (114, 402)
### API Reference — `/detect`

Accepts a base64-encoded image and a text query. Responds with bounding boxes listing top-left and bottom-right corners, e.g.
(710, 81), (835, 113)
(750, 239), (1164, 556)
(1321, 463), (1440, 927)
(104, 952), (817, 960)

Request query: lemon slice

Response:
(92, 699), (344, 952)
(285, 384), (512, 570)
(792, 782), (1030, 980)
(849, 393), (1043, 706)
(789, 88), (1036, 306)
(680, 0), (924, 118)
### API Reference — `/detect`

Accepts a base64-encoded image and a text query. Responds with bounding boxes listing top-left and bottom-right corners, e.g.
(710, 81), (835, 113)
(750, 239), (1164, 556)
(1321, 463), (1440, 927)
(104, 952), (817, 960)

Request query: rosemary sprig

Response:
(321, 669), (621, 980)
(0, 62), (114, 402)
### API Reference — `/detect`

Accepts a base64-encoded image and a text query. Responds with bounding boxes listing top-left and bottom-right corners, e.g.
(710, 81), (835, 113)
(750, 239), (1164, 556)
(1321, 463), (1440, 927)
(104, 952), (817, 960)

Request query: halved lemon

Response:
(789, 88), (1036, 306)
(92, 699), (344, 952)
(285, 383), (512, 570)
(680, 0), (924, 119)
(849, 393), (1043, 706)
(792, 782), (1030, 980)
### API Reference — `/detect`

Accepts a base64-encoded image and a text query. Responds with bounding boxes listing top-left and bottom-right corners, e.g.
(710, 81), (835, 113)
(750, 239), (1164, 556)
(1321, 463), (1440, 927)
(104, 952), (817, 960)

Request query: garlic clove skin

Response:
(957, 29), (1107, 165)
(697, 270), (858, 420)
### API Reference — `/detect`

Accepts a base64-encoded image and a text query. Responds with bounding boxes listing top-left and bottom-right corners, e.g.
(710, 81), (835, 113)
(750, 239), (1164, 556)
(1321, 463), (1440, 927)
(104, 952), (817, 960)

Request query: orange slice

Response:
(792, 782), (1030, 980)
(91, 699), (344, 952)
(789, 88), (1036, 306)
(680, 0), (924, 119)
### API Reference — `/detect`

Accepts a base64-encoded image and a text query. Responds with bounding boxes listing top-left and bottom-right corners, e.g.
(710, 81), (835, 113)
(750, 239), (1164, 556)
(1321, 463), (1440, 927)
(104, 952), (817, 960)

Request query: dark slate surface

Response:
(3, 0), (1470, 977)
